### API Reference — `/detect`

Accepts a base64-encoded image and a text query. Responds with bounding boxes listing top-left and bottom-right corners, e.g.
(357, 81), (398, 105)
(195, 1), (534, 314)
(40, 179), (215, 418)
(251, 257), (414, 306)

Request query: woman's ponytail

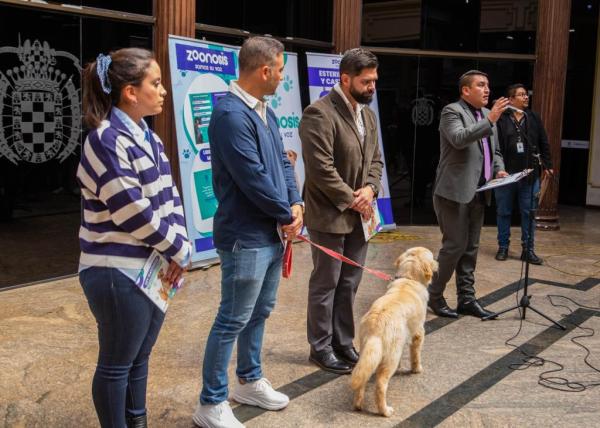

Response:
(82, 48), (154, 129)
(82, 58), (112, 129)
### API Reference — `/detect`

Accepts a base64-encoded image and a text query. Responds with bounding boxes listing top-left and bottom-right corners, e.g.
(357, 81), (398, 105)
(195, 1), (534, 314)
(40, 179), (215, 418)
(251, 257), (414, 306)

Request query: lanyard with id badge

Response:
(512, 115), (525, 154)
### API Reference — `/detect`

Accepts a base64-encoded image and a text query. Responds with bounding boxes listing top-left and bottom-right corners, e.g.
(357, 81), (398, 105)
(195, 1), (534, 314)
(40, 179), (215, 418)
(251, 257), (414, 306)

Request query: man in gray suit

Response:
(429, 70), (509, 319)
(300, 48), (383, 374)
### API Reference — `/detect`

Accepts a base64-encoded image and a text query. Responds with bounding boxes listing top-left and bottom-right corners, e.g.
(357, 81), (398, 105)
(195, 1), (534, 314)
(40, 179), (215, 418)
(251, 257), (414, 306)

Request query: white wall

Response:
(587, 7), (600, 206)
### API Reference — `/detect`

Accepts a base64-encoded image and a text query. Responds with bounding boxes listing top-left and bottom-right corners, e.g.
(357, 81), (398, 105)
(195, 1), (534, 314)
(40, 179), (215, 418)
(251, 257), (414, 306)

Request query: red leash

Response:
(296, 235), (392, 281)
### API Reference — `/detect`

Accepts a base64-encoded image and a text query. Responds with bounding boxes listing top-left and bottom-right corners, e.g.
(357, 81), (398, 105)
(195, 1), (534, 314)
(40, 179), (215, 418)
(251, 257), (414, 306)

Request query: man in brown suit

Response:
(299, 48), (383, 374)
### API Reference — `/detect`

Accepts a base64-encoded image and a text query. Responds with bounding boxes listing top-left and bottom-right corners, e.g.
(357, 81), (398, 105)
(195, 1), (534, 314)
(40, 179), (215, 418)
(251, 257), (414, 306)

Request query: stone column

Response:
(333, 0), (363, 53)
(532, 0), (571, 230)
(153, 0), (196, 188)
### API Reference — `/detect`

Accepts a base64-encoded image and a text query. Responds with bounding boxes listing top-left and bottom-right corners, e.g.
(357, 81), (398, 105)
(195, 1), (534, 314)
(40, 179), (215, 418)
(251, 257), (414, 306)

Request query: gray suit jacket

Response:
(300, 90), (383, 234)
(434, 99), (505, 205)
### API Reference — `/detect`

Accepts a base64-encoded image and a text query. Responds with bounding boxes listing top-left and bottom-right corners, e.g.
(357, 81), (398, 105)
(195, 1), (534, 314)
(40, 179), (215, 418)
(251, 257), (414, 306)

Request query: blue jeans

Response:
(495, 178), (540, 250)
(80, 267), (165, 428)
(200, 242), (283, 404)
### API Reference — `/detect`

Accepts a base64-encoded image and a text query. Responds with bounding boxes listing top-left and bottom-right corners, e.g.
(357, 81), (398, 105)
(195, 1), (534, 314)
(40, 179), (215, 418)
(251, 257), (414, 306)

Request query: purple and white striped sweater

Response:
(77, 110), (190, 271)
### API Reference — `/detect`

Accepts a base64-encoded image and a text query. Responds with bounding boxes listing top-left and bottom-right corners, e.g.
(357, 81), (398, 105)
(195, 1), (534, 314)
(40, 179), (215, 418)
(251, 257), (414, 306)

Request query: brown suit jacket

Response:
(299, 89), (383, 234)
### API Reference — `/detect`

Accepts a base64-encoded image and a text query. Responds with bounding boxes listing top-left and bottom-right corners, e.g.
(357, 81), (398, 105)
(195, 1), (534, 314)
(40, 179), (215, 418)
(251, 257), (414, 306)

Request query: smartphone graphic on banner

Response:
(187, 91), (227, 234)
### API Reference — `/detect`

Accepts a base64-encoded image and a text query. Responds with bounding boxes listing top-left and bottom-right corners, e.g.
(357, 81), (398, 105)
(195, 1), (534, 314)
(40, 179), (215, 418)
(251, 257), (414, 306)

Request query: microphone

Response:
(505, 105), (524, 114)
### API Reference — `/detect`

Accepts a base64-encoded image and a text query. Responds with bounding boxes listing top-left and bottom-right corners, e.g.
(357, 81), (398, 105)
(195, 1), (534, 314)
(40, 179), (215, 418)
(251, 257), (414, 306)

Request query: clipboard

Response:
(476, 169), (532, 192)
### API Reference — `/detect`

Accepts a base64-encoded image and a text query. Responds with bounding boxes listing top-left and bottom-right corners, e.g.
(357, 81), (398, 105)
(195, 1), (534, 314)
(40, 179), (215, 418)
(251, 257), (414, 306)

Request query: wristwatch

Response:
(367, 183), (378, 196)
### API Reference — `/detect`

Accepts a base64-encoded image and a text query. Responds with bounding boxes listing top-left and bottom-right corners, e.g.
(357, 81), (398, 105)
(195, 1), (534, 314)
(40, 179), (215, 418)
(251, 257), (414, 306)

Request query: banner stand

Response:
(167, 35), (309, 268)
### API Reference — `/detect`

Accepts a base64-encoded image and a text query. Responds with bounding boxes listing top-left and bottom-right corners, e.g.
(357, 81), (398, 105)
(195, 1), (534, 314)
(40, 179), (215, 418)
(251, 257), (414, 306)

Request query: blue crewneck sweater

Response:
(208, 92), (302, 250)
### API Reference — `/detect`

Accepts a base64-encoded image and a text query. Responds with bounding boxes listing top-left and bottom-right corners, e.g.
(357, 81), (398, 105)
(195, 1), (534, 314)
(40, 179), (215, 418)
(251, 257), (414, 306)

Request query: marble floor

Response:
(1, 206), (599, 427)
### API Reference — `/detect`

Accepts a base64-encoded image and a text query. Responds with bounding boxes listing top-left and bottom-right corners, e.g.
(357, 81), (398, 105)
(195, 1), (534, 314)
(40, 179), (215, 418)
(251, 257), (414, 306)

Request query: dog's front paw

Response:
(381, 405), (394, 417)
(353, 395), (364, 411)
(411, 364), (423, 374)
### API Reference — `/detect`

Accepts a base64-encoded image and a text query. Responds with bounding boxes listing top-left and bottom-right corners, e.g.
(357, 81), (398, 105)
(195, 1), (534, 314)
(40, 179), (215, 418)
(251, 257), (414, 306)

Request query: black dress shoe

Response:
(521, 249), (543, 265)
(495, 247), (508, 261)
(309, 350), (352, 374)
(333, 347), (359, 366)
(457, 300), (496, 319)
(428, 297), (458, 318)
(126, 414), (147, 428)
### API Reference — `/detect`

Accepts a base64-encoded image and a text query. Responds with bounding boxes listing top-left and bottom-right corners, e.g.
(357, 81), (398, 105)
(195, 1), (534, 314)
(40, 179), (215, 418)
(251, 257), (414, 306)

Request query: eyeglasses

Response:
(514, 93), (529, 98)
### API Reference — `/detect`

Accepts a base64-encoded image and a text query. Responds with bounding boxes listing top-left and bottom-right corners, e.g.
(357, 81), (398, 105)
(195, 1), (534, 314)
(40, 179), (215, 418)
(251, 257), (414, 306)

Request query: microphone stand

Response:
(482, 110), (565, 329)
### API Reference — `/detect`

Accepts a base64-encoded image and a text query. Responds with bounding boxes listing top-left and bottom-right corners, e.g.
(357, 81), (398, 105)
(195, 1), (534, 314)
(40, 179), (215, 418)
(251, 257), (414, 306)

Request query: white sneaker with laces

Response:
(192, 401), (245, 428)
(231, 378), (289, 411)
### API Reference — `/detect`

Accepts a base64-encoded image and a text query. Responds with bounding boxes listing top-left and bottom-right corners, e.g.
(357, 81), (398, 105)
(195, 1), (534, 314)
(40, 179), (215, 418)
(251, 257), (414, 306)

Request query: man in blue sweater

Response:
(193, 37), (303, 428)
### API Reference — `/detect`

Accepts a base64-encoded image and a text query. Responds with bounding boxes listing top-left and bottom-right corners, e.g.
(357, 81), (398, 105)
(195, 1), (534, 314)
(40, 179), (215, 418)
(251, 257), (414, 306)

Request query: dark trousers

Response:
(306, 224), (368, 353)
(80, 267), (165, 428)
(429, 195), (484, 304)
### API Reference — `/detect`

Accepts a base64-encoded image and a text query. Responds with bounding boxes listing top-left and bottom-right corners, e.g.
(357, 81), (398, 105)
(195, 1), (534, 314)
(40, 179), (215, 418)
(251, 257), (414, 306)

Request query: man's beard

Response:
(266, 82), (278, 96)
(350, 87), (374, 105)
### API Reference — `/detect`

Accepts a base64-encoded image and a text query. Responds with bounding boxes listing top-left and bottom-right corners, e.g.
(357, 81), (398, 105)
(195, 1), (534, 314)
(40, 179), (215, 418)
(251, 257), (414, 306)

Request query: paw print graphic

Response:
(269, 94), (283, 109)
(282, 75), (294, 92)
(182, 148), (191, 159)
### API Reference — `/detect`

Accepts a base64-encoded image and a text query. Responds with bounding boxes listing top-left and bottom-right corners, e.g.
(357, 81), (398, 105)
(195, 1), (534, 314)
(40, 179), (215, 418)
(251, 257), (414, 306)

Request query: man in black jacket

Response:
(494, 84), (553, 265)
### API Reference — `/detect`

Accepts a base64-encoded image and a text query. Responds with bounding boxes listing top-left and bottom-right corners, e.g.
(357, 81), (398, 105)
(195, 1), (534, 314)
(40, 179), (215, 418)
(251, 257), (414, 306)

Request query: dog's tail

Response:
(350, 337), (383, 391)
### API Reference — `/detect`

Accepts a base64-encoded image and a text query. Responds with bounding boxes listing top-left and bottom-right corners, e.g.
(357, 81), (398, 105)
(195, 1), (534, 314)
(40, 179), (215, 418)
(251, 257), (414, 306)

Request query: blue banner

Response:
(175, 43), (236, 75)
(168, 36), (307, 266)
(168, 37), (240, 266)
(307, 67), (339, 87)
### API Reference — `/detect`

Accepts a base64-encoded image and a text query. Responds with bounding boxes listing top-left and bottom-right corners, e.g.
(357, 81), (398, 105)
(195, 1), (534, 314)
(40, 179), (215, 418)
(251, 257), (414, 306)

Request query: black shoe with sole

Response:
(126, 414), (147, 428)
(521, 249), (543, 265)
(495, 247), (508, 261)
(309, 350), (352, 374)
(333, 347), (359, 366)
(457, 300), (497, 319)
(428, 297), (458, 318)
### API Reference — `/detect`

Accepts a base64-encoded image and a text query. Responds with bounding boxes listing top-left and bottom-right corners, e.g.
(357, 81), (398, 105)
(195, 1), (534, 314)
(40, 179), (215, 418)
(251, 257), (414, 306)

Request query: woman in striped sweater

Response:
(77, 48), (191, 428)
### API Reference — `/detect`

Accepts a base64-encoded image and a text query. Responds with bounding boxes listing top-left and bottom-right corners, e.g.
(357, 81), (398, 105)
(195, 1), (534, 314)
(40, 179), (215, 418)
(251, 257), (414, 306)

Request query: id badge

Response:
(516, 142), (524, 153)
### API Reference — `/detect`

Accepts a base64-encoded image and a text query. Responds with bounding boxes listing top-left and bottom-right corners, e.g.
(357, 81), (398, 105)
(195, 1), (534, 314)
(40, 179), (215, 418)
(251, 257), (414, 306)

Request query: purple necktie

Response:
(475, 110), (492, 181)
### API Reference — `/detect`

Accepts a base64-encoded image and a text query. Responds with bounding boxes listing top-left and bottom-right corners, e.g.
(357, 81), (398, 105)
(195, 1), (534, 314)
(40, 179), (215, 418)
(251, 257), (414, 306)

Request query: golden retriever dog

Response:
(350, 247), (437, 417)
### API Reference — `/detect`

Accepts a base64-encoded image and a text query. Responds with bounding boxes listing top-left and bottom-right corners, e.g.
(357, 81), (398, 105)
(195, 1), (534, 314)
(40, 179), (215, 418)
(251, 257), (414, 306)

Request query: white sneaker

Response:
(192, 401), (245, 428)
(231, 378), (289, 411)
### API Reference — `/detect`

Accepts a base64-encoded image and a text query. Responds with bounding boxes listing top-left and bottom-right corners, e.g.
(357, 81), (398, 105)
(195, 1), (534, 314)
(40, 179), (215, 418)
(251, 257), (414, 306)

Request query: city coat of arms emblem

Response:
(0, 38), (81, 164)
(411, 92), (435, 127)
